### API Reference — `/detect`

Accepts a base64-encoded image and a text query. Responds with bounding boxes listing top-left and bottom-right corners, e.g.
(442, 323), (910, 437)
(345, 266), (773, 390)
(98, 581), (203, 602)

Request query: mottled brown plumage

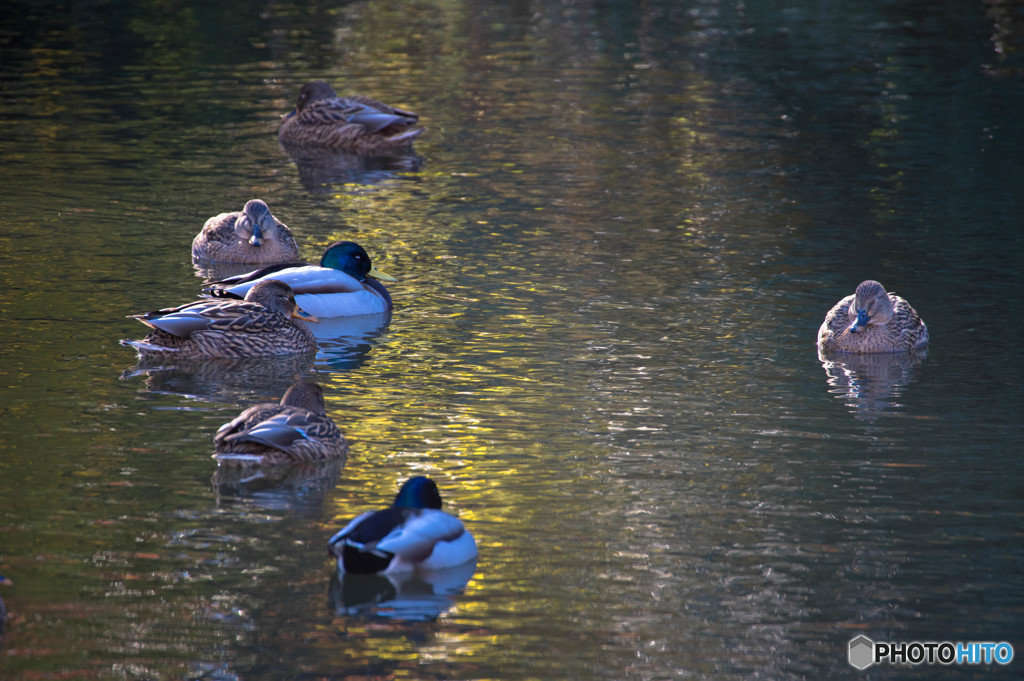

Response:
(192, 199), (300, 264)
(818, 280), (929, 354)
(122, 280), (318, 359)
(278, 80), (423, 154)
(213, 381), (348, 465)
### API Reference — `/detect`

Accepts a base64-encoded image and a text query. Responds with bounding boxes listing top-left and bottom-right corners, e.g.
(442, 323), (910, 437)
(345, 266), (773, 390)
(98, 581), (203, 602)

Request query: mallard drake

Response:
(278, 80), (423, 154)
(122, 279), (318, 359)
(204, 241), (395, 318)
(328, 477), (477, 575)
(817, 280), (929, 353)
(192, 199), (300, 264)
(213, 381), (348, 465)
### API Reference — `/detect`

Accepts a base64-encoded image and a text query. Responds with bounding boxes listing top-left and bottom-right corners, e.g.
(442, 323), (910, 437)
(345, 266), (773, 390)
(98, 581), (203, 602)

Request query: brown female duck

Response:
(192, 199), (300, 264)
(213, 381), (348, 465)
(278, 80), (423, 154)
(122, 280), (318, 359)
(817, 280), (929, 353)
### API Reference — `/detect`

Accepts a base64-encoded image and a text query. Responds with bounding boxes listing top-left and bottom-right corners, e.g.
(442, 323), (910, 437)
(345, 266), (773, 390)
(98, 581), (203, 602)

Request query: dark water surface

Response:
(1, 1), (1022, 679)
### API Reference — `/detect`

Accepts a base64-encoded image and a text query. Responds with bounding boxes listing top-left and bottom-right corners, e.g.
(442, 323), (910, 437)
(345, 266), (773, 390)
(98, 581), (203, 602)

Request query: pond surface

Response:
(1, 1), (1022, 679)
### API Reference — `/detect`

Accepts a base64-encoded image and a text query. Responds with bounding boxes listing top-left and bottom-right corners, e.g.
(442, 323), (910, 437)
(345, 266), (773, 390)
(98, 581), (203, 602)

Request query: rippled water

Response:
(1, 0), (1022, 679)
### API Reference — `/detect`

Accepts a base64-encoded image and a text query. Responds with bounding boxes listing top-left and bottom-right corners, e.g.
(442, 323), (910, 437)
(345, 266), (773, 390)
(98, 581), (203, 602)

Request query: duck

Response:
(817, 280), (929, 353)
(204, 241), (395, 318)
(192, 199), (300, 264)
(213, 381), (348, 465)
(278, 80), (424, 154)
(122, 279), (318, 359)
(0, 574), (10, 633)
(328, 477), (477, 575)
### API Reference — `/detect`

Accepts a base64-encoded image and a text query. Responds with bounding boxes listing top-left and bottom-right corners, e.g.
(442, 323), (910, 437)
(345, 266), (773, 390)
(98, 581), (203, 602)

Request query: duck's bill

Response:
(292, 307), (320, 323)
(847, 309), (870, 333)
(368, 265), (397, 282)
(249, 224), (264, 247)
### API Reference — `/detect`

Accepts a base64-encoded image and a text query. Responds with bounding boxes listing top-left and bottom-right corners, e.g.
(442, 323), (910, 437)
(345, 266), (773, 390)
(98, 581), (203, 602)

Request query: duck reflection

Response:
(121, 352), (316, 403)
(213, 459), (344, 515)
(818, 348), (928, 417)
(281, 144), (423, 194)
(313, 311), (391, 371)
(327, 560), (476, 622)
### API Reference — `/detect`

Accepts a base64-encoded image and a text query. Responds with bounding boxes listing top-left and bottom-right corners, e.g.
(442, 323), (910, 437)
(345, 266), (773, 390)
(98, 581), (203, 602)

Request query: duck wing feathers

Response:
(297, 95), (418, 135)
(328, 508), (466, 562)
(131, 299), (275, 338)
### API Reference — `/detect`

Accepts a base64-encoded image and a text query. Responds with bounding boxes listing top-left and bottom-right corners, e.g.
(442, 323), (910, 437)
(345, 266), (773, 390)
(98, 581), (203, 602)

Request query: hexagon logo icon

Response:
(848, 635), (875, 670)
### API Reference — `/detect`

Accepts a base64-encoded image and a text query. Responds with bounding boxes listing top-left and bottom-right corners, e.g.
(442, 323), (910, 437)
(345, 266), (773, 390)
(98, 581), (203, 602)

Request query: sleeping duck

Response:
(328, 477), (477, 574)
(204, 241), (395, 318)
(818, 280), (929, 353)
(192, 199), (300, 264)
(279, 80), (424, 154)
(122, 280), (318, 359)
(213, 381), (348, 465)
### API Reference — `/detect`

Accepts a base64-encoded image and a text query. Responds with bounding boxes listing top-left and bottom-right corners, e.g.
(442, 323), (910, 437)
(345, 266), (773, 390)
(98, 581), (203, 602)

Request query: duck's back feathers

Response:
(279, 81), (423, 154)
(213, 382), (348, 464)
(329, 508), (471, 574)
(123, 280), (318, 359)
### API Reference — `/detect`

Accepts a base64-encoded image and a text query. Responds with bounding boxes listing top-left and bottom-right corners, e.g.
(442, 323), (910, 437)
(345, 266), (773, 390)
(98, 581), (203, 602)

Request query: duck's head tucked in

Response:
(192, 199), (300, 264)
(846, 280), (894, 333)
(234, 199), (275, 247)
(327, 476), (477, 575)
(817, 279), (929, 354)
(278, 80), (424, 154)
(393, 476), (443, 510)
(290, 80), (338, 116)
(212, 381), (348, 465)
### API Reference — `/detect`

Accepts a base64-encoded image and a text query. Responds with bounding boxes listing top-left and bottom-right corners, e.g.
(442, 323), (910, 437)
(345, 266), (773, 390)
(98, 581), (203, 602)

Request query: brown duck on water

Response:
(192, 199), (300, 265)
(817, 280), (929, 354)
(212, 381), (348, 465)
(278, 80), (423, 154)
(122, 280), (318, 359)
